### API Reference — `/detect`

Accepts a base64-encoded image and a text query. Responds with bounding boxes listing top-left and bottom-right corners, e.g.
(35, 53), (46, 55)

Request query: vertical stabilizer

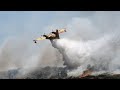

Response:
(56, 30), (60, 39)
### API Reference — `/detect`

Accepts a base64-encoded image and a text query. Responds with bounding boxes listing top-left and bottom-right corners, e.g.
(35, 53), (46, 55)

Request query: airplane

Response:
(33, 28), (67, 43)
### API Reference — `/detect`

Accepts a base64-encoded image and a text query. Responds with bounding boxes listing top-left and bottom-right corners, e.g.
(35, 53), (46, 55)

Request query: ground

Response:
(0, 67), (120, 79)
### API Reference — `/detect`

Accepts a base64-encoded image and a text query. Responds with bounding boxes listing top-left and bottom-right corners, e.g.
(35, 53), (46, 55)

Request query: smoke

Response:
(39, 44), (64, 67)
(51, 33), (120, 77)
(0, 36), (42, 74)
(49, 11), (120, 77)
(1, 11), (120, 78)
(0, 11), (81, 78)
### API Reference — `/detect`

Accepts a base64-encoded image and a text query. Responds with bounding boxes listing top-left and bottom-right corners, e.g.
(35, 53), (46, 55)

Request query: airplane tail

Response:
(56, 30), (60, 39)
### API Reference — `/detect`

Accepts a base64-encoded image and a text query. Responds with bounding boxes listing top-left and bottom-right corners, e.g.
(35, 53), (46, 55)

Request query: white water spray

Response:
(51, 32), (120, 77)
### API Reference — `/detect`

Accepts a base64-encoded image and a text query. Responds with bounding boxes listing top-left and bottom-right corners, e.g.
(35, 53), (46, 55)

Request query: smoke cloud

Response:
(49, 11), (120, 77)
(1, 11), (120, 78)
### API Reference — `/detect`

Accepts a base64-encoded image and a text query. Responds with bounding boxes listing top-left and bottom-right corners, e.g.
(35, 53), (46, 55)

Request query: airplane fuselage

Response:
(43, 30), (60, 40)
(33, 28), (66, 43)
(43, 34), (57, 40)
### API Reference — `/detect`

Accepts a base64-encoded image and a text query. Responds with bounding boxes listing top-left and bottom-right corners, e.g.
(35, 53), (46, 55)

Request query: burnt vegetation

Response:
(24, 67), (120, 79)
(0, 67), (120, 79)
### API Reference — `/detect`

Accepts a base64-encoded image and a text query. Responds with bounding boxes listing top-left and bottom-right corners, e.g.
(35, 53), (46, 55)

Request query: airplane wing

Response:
(36, 36), (46, 41)
(58, 28), (66, 34)
(33, 36), (46, 43)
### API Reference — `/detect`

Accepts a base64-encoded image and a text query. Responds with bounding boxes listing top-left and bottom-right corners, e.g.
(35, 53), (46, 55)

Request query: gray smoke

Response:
(0, 11), (81, 78)
(40, 44), (64, 67)
(49, 11), (120, 77)
(51, 33), (120, 77)
(0, 36), (43, 77)
(0, 11), (120, 78)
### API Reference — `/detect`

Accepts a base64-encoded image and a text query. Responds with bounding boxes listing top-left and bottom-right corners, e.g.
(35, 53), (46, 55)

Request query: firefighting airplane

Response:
(33, 28), (67, 43)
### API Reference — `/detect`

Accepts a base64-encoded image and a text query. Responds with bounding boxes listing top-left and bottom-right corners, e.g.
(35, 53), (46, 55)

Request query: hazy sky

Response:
(1, 11), (120, 72)
(0, 11), (95, 44)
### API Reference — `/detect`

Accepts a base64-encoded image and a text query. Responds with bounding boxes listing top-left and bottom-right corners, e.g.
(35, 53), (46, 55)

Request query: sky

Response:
(0, 11), (95, 44)
(0, 11), (96, 71)
(0, 11), (120, 74)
